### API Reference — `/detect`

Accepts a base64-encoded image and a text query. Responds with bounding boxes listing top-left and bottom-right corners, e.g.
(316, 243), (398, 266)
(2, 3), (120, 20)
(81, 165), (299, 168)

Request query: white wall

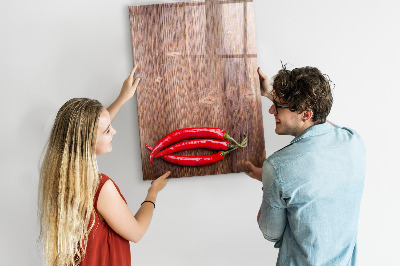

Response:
(1, 0), (399, 265)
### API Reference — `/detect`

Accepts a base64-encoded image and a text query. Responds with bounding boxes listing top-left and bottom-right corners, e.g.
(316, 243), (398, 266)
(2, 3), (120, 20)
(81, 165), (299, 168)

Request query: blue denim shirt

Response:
(258, 122), (365, 266)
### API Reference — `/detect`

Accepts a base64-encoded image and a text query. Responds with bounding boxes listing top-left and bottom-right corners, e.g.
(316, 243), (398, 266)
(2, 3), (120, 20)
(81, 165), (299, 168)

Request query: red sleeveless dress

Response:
(81, 173), (131, 265)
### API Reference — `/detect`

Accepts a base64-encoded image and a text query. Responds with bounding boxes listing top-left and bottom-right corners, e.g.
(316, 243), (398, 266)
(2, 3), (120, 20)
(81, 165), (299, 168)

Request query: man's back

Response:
(259, 122), (365, 266)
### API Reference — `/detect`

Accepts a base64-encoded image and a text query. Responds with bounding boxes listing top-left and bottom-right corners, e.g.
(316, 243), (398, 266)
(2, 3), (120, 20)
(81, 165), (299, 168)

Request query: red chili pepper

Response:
(149, 127), (237, 164)
(146, 144), (226, 166)
(145, 133), (247, 167)
(154, 139), (230, 158)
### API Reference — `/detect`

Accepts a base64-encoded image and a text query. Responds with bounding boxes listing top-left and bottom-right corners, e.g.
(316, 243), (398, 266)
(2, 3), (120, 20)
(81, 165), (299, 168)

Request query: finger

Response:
(245, 172), (256, 179)
(129, 65), (138, 79)
(159, 171), (171, 180)
(131, 77), (141, 89)
(257, 67), (266, 79)
(245, 161), (255, 171)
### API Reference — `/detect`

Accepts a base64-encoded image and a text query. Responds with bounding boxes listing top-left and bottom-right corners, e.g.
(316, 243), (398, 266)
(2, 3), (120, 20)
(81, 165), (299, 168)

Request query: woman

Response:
(38, 65), (170, 265)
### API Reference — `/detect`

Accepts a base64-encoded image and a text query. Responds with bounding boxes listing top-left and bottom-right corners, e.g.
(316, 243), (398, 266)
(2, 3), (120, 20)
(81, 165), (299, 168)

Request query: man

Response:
(245, 66), (365, 265)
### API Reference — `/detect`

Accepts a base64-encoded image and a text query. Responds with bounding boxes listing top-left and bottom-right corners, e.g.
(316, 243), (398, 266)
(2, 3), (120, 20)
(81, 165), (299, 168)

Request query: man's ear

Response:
(302, 109), (313, 122)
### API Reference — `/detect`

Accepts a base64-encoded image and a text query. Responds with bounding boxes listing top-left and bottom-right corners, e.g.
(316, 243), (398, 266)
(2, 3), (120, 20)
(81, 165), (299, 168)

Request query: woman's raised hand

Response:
(119, 65), (141, 102)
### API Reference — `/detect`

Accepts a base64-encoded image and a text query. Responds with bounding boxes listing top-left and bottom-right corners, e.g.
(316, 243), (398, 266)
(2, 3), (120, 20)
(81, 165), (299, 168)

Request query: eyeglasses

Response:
(273, 100), (291, 114)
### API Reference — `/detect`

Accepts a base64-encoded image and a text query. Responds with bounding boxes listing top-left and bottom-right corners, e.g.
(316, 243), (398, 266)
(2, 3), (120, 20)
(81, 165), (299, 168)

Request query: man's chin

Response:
(275, 126), (284, 135)
(276, 128), (291, 136)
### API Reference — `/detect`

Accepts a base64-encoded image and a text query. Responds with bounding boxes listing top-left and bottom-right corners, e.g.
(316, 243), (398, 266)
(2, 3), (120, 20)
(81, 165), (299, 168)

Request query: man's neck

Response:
(294, 122), (315, 137)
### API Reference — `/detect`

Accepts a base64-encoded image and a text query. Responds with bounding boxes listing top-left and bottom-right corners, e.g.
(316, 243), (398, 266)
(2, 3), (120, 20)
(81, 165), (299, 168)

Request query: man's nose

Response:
(269, 104), (276, 114)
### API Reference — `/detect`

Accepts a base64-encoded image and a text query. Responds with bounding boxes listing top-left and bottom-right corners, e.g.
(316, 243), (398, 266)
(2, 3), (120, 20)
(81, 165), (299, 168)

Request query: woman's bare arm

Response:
(97, 171), (170, 243)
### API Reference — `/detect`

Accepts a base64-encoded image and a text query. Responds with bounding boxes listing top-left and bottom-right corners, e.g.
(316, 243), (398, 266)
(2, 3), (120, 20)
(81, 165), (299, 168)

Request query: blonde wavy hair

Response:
(38, 98), (104, 265)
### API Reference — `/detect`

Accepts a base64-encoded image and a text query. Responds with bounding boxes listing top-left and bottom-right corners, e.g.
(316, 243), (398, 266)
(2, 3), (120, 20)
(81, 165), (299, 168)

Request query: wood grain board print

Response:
(129, 0), (265, 180)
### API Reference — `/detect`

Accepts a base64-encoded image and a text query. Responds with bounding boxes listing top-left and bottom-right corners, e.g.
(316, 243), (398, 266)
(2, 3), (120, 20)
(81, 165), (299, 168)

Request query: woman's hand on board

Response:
(119, 65), (141, 102)
(149, 171), (170, 196)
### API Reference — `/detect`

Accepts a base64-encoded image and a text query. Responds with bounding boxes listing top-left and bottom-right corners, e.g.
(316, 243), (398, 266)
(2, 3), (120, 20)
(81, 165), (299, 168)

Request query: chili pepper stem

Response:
(224, 133), (248, 148)
(221, 133), (248, 156)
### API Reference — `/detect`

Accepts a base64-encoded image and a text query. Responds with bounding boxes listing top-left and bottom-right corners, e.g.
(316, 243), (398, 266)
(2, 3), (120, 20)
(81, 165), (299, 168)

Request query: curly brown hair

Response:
(272, 66), (333, 124)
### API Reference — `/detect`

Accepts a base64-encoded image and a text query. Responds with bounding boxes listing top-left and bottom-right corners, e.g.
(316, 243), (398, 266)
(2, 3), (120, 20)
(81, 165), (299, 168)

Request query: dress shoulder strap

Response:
(94, 173), (110, 212)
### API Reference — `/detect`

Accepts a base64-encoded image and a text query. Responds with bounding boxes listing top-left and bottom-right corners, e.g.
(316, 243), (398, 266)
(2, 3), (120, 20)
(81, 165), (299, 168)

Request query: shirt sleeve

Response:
(258, 160), (287, 246)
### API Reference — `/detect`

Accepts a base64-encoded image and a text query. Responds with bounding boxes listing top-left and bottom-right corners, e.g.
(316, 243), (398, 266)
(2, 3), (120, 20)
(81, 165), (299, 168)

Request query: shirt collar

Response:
(290, 122), (334, 144)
